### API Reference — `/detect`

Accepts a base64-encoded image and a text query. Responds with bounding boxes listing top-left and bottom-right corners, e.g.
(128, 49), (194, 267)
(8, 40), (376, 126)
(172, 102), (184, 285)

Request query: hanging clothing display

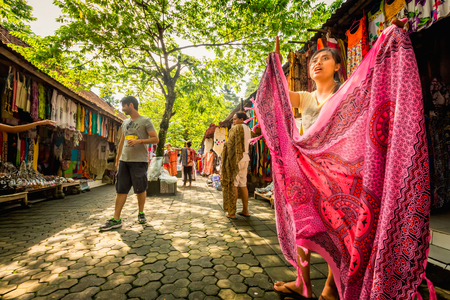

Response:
(384, 0), (406, 22)
(11, 69), (18, 113)
(254, 27), (432, 299)
(346, 15), (369, 77)
(203, 151), (216, 175)
(2, 69), (14, 119)
(213, 127), (227, 156)
(76, 103), (81, 131)
(38, 83), (46, 120)
(31, 81), (39, 121)
(32, 137), (39, 171)
(164, 150), (178, 176)
(68, 100), (77, 130)
(401, 0), (450, 33)
(368, 1), (386, 47)
(51, 90), (58, 122)
(16, 74), (27, 111)
(427, 78), (450, 209)
(204, 138), (214, 153)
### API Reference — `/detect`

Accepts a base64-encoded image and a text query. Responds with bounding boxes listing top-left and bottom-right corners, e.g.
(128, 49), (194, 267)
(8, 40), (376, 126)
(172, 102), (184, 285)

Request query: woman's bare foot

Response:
(274, 281), (312, 298)
(320, 285), (339, 300)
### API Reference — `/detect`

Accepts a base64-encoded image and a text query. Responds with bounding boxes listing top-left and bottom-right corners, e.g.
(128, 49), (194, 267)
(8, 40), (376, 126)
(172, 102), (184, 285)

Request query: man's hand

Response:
(127, 139), (141, 146)
(115, 160), (119, 170)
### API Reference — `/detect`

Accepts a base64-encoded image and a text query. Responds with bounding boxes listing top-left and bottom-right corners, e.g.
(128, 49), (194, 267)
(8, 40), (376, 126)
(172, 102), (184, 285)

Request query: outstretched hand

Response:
(391, 18), (408, 28)
(266, 36), (283, 64)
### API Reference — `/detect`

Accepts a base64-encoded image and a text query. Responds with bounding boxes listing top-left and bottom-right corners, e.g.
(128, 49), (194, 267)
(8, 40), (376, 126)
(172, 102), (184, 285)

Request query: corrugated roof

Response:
(308, 0), (378, 43)
(0, 25), (126, 122)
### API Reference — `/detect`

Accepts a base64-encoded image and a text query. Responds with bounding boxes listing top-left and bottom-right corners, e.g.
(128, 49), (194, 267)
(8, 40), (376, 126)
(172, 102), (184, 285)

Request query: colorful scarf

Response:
(221, 124), (244, 214)
(168, 150), (178, 176)
(254, 26), (434, 300)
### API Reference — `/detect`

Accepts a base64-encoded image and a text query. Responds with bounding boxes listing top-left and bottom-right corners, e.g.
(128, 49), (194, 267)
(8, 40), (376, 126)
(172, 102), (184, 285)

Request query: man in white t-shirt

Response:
(231, 112), (251, 218)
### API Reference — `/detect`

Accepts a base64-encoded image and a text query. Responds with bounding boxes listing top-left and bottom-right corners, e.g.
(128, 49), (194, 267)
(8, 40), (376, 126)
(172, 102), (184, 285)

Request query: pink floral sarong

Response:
(255, 26), (434, 299)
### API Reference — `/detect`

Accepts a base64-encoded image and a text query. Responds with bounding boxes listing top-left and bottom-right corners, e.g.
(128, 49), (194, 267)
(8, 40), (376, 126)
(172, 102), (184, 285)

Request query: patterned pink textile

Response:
(255, 26), (433, 300)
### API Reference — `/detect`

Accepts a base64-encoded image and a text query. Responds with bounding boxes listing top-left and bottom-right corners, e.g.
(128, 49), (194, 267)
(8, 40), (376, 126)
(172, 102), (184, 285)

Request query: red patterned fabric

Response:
(254, 26), (434, 299)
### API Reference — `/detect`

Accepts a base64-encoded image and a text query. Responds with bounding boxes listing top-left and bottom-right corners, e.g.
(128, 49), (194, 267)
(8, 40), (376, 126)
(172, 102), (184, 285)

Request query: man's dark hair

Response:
(121, 96), (139, 110)
(235, 111), (248, 121)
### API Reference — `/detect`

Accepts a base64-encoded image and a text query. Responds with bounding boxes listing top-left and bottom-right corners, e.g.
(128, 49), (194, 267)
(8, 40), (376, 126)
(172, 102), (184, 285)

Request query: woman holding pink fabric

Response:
(271, 39), (341, 300)
(270, 19), (407, 300)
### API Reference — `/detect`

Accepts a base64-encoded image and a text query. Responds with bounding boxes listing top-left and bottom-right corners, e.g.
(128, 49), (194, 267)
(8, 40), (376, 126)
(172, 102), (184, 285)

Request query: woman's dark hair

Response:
(121, 96), (139, 110)
(186, 141), (192, 147)
(235, 111), (248, 121)
(310, 48), (342, 93)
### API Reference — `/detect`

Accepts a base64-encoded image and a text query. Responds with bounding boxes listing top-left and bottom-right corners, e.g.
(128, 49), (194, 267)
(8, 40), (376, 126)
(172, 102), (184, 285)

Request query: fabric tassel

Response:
(249, 135), (263, 145)
(244, 116), (256, 124)
(425, 276), (437, 300)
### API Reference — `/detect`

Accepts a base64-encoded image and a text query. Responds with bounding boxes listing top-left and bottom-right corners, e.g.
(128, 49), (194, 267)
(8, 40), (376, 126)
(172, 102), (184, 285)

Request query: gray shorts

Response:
(116, 161), (148, 194)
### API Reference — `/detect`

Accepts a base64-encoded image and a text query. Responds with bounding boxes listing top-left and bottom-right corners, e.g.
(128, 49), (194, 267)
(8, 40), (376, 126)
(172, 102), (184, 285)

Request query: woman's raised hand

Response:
(266, 36), (283, 64)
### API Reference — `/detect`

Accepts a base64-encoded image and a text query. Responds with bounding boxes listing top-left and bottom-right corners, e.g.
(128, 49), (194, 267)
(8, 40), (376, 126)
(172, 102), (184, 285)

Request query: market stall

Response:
(0, 26), (126, 203)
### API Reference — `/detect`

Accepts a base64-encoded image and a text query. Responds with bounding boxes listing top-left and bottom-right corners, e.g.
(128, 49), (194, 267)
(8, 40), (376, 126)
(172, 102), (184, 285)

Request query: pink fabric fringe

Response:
(254, 26), (433, 300)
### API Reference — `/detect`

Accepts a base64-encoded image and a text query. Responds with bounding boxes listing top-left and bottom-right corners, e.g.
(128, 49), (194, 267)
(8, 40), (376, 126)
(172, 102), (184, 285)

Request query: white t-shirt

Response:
(56, 94), (64, 127)
(60, 97), (69, 128)
(98, 141), (109, 160)
(68, 100), (77, 130)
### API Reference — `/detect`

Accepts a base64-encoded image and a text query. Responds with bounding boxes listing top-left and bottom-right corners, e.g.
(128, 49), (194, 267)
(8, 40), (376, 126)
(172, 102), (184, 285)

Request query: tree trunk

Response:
(156, 88), (176, 156)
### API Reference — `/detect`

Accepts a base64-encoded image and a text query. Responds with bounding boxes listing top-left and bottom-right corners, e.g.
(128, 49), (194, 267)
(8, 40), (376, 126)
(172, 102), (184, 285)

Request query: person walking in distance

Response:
(100, 96), (159, 231)
(181, 141), (196, 187)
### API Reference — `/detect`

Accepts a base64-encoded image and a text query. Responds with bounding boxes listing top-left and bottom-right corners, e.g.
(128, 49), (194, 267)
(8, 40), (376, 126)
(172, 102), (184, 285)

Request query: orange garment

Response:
(346, 15), (370, 77)
(347, 15), (369, 57)
(168, 151), (178, 176)
(317, 38), (324, 50)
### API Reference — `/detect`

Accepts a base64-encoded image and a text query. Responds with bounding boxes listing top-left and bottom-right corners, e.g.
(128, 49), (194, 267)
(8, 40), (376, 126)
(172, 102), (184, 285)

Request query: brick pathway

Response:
(0, 178), (329, 300)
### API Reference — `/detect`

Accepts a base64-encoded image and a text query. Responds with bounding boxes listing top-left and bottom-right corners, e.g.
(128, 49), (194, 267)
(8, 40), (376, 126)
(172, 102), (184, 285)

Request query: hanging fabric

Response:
(38, 83), (46, 120)
(346, 15), (370, 77)
(368, 1), (386, 48)
(384, 0), (406, 23)
(213, 127), (227, 156)
(31, 81), (39, 121)
(11, 68), (18, 113)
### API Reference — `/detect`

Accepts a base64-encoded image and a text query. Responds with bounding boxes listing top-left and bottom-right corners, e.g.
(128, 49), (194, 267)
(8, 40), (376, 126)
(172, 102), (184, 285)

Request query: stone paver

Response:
(0, 177), (331, 299)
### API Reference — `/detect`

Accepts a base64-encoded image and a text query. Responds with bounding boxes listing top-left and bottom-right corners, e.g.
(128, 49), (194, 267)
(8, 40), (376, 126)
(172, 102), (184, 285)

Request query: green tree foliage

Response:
(222, 84), (240, 107)
(6, 0), (341, 154)
(0, 0), (35, 34)
(44, 0), (340, 156)
(140, 89), (231, 149)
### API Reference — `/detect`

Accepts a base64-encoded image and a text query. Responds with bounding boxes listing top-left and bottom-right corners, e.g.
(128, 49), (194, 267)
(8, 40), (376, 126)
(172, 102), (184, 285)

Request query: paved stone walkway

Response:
(0, 178), (329, 300)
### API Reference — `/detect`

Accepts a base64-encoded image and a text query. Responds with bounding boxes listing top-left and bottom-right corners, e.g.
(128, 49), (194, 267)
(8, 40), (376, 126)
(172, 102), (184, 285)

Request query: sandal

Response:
(274, 282), (315, 300)
(237, 212), (250, 217)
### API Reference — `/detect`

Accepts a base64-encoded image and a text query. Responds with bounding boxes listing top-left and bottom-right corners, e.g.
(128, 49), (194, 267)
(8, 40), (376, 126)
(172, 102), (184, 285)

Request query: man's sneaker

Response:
(100, 218), (122, 231)
(138, 212), (146, 224)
